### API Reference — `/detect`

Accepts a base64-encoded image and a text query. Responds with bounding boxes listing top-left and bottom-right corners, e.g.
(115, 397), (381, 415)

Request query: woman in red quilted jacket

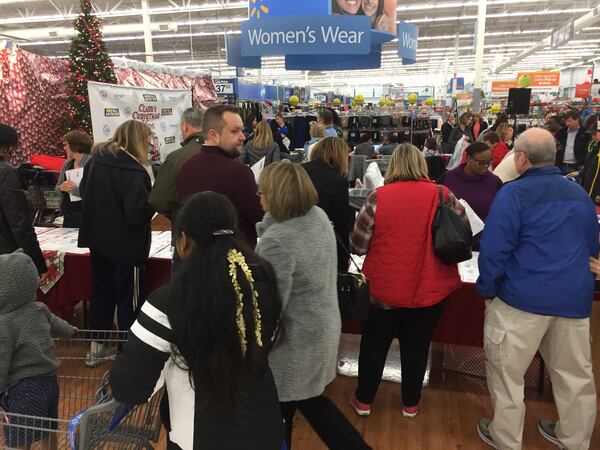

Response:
(348, 143), (467, 419)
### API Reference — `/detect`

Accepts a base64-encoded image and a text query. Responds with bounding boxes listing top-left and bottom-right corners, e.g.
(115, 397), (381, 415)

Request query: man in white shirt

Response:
(556, 110), (588, 174)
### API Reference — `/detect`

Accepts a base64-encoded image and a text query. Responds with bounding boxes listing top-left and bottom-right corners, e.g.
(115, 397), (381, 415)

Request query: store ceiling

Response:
(2, 0), (600, 89)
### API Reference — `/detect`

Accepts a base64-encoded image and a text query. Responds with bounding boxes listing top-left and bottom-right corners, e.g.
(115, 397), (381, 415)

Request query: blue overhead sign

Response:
(286, 46), (382, 70)
(249, 0), (330, 19)
(226, 34), (261, 69)
(241, 15), (371, 56)
(397, 21), (418, 65)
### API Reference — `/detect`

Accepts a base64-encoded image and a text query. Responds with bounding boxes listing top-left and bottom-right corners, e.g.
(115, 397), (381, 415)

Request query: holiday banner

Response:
(88, 81), (192, 162)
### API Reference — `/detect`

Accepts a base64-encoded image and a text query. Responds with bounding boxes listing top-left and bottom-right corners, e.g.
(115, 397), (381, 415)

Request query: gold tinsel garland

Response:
(227, 249), (263, 355)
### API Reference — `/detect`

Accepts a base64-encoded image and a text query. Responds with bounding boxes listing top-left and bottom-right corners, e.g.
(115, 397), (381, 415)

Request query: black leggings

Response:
(356, 301), (445, 407)
(280, 396), (371, 450)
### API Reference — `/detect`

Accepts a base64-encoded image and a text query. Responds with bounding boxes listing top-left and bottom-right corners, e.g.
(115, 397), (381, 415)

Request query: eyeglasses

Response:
(471, 159), (492, 167)
(256, 190), (263, 196)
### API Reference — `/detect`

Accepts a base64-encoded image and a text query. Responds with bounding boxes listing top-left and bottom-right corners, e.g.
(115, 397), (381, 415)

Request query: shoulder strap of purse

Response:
(334, 230), (363, 274)
(436, 184), (445, 204)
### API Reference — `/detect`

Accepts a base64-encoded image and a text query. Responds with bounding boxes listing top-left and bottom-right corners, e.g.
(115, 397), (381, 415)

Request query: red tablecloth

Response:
(40, 253), (598, 349)
(343, 283), (600, 347)
(37, 253), (171, 318)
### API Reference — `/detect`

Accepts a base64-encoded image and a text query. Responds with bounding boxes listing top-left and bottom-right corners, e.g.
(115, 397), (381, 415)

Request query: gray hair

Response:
(181, 107), (203, 129)
(513, 128), (556, 166)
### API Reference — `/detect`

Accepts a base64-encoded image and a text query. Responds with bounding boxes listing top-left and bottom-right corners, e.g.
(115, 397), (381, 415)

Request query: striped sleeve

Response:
(109, 287), (174, 404)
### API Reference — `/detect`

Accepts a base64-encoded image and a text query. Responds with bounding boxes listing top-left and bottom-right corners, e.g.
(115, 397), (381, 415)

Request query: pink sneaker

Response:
(349, 392), (371, 417)
(402, 402), (421, 418)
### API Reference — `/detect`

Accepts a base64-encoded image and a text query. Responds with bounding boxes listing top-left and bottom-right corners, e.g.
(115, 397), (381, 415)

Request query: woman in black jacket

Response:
(0, 124), (47, 277)
(302, 137), (354, 271)
(109, 192), (284, 450)
(447, 112), (474, 154)
(78, 120), (155, 367)
(441, 113), (455, 153)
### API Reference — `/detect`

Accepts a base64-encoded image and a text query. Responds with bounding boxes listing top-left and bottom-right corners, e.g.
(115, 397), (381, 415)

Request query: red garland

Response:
(80, 16), (109, 63)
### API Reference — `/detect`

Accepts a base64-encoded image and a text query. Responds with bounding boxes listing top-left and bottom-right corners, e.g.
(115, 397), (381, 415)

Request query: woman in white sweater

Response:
(256, 161), (371, 450)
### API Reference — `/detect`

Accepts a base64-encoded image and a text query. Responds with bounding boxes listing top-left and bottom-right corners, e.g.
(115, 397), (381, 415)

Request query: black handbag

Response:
(431, 185), (473, 265)
(335, 233), (371, 322)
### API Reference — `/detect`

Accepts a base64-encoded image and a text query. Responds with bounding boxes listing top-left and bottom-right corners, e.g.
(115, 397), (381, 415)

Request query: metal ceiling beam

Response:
(492, 3), (600, 73)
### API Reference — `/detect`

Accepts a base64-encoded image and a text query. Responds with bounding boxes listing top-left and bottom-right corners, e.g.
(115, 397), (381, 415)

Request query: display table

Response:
(35, 227), (172, 318)
(35, 228), (598, 351)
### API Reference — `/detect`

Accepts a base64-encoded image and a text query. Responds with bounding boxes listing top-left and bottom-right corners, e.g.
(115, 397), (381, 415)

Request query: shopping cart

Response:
(0, 330), (164, 450)
(18, 166), (62, 226)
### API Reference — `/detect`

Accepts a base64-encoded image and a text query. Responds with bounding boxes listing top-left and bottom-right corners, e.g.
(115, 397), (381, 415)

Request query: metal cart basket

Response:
(0, 330), (163, 450)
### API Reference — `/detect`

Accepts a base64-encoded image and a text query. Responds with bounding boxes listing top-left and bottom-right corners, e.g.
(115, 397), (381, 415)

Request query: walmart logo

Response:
(248, 0), (330, 19)
(250, 0), (269, 18)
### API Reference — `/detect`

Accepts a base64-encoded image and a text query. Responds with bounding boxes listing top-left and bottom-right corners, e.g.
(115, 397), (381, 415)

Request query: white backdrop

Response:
(87, 81), (192, 162)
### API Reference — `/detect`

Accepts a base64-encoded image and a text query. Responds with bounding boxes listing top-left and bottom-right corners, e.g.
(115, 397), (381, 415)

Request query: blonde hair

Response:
(384, 143), (429, 184)
(309, 122), (326, 139)
(96, 120), (151, 165)
(309, 136), (349, 175)
(258, 160), (318, 222)
(496, 123), (514, 142)
(252, 121), (274, 149)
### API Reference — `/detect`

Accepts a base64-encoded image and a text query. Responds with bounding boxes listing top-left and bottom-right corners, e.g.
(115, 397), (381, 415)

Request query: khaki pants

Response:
(484, 298), (597, 450)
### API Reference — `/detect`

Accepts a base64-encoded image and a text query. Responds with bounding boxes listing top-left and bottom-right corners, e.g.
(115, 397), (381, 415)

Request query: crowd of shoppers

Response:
(1, 103), (600, 450)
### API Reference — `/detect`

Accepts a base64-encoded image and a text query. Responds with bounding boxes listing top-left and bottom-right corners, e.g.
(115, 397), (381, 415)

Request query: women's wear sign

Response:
(232, 0), (397, 70)
(241, 15), (371, 55)
(87, 81), (192, 162)
(397, 21), (418, 64)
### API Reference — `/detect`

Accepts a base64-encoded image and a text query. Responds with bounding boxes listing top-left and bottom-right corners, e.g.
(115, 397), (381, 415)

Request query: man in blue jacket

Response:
(476, 128), (599, 450)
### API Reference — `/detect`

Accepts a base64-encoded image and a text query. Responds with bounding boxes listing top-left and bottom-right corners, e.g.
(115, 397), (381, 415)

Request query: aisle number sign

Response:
(214, 80), (234, 95)
(516, 71), (560, 87)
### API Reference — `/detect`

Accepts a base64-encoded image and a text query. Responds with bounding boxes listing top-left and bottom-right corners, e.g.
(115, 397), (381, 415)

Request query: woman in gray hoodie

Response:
(0, 250), (75, 449)
(256, 161), (371, 450)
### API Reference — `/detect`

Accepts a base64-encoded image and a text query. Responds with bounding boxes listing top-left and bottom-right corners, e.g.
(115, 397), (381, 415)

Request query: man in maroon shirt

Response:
(176, 105), (264, 246)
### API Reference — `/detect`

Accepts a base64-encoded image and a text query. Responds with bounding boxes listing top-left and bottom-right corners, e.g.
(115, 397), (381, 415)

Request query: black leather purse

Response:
(432, 185), (473, 265)
(335, 233), (371, 322)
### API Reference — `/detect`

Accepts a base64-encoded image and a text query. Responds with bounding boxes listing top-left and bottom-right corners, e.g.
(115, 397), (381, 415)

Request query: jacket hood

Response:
(0, 250), (39, 314)
(93, 146), (148, 172)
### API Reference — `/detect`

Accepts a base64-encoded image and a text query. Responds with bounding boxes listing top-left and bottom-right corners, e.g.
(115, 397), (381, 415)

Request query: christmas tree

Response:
(65, 0), (117, 134)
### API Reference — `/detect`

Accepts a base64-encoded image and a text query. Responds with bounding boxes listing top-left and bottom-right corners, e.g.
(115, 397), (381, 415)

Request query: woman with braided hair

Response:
(109, 191), (284, 450)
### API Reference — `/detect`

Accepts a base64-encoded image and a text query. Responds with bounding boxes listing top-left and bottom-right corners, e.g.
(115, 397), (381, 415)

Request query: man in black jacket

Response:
(555, 110), (589, 174)
(0, 124), (47, 278)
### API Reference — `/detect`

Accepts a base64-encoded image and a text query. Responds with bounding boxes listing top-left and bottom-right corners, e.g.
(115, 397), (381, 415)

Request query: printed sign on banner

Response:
(516, 71), (560, 88)
(491, 80), (517, 93)
(87, 82), (192, 162)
